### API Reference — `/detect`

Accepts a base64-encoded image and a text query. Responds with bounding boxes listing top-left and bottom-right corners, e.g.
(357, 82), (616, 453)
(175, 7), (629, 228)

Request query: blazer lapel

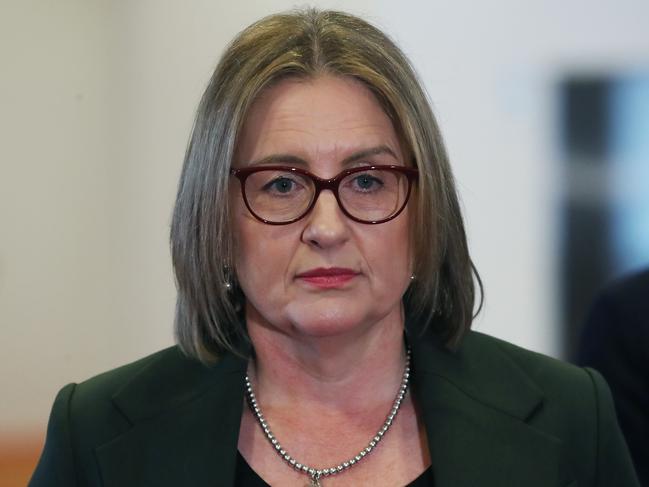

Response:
(411, 333), (571, 487)
(95, 349), (248, 487)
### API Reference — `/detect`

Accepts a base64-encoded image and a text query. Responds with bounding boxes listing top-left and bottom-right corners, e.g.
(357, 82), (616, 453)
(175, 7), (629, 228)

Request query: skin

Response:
(233, 75), (429, 485)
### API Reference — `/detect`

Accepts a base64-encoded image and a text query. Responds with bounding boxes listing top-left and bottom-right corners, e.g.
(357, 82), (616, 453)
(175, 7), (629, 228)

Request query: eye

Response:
(350, 173), (384, 192)
(257, 173), (310, 197)
(264, 177), (296, 194)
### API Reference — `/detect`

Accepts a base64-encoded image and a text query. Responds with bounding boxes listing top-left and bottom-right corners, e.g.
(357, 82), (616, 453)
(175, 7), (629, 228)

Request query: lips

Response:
(295, 267), (359, 288)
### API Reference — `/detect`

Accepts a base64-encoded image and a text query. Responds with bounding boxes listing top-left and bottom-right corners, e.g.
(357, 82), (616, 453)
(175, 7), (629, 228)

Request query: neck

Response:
(246, 306), (407, 411)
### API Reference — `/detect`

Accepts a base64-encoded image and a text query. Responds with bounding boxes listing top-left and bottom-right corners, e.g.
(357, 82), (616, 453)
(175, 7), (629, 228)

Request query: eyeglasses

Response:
(230, 165), (418, 225)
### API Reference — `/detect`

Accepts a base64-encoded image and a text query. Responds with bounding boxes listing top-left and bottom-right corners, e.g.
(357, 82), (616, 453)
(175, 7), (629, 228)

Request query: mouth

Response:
(295, 267), (360, 288)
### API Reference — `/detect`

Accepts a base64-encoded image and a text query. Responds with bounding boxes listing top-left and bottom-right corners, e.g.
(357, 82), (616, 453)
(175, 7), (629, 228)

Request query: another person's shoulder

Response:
(579, 268), (649, 359)
(601, 268), (649, 297)
(590, 268), (649, 317)
(578, 269), (649, 485)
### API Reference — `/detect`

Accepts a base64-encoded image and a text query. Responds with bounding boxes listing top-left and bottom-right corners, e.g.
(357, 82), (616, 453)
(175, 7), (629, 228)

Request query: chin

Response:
(286, 303), (385, 338)
(291, 319), (363, 338)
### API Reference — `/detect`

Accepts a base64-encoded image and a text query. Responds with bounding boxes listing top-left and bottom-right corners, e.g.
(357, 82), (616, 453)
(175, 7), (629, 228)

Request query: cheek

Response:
(234, 223), (264, 282)
(385, 233), (411, 281)
(232, 219), (295, 295)
(362, 217), (412, 290)
(387, 211), (411, 264)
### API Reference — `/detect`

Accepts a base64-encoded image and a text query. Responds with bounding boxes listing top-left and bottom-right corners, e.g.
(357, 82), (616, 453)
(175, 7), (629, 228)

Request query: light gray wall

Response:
(2, 0), (648, 433)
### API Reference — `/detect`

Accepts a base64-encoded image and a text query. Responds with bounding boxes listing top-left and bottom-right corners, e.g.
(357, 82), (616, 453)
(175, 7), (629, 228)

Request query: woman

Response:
(31, 9), (639, 487)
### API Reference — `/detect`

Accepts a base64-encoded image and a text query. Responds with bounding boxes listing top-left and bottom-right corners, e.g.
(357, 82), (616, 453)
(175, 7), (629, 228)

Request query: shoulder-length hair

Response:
(170, 8), (482, 363)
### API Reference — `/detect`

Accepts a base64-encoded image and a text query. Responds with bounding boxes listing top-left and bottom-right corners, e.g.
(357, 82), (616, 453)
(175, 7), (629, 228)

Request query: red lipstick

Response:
(296, 267), (359, 288)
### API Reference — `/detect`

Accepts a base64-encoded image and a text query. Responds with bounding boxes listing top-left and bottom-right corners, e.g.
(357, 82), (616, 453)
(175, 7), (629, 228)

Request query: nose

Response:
(301, 190), (350, 249)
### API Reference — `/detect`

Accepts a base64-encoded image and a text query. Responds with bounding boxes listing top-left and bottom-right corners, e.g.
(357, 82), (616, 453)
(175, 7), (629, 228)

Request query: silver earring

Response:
(410, 274), (415, 281)
(224, 265), (234, 291)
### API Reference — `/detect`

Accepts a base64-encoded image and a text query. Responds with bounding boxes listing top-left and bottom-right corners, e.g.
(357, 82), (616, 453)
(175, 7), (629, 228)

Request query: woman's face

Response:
(232, 75), (413, 339)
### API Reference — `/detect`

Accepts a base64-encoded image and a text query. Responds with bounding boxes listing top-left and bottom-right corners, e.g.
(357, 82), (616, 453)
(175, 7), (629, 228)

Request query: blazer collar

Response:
(95, 334), (572, 486)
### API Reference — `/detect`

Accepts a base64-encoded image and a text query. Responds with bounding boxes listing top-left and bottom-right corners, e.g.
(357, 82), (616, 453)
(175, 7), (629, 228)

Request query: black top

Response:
(234, 451), (434, 486)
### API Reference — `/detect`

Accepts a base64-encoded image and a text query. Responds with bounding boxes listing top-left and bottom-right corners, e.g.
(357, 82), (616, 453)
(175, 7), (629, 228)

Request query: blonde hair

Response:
(170, 8), (482, 363)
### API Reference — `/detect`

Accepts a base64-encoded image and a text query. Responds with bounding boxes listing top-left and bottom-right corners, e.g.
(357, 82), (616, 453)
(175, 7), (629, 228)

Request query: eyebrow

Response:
(343, 145), (399, 165)
(245, 145), (400, 168)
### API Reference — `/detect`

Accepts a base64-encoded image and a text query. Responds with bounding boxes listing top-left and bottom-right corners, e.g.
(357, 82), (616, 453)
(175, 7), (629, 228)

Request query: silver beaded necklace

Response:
(244, 347), (411, 487)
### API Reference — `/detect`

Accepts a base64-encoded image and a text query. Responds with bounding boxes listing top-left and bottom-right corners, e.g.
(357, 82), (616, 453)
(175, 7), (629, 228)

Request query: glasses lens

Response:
(339, 169), (409, 222)
(244, 169), (314, 222)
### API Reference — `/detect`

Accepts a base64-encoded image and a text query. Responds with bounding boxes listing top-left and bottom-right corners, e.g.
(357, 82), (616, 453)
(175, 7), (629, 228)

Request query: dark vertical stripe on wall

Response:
(559, 78), (612, 359)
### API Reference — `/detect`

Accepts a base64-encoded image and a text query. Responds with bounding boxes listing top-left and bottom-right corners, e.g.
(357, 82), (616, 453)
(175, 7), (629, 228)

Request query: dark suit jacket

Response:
(578, 269), (649, 486)
(30, 331), (639, 486)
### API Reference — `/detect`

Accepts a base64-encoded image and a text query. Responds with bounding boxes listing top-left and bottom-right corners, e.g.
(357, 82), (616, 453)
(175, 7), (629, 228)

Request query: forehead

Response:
(236, 75), (404, 170)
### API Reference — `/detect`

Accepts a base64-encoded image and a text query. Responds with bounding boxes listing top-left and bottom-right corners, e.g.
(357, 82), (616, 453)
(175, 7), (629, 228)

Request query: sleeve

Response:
(585, 368), (641, 487)
(29, 383), (79, 487)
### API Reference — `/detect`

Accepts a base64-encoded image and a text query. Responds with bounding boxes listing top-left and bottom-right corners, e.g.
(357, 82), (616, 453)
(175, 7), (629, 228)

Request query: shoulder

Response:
(454, 331), (619, 445)
(31, 347), (248, 486)
(63, 347), (204, 423)
(415, 331), (640, 485)
(71, 346), (190, 401)
(58, 345), (246, 443)
(50, 347), (213, 445)
(66, 345), (245, 426)
(31, 347), (203, 486)
(416, 330), (604, 424)
(579, 269), (649, 361)
(588, 268), (649, 320)
(601, 268), (649, 302)
(468, 332), (639, 483)
(461, 331), (591, 390)
(467, 332), (636, 480)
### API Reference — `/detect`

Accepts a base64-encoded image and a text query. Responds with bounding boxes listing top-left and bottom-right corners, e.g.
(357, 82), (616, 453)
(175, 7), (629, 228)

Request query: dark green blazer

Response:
(30, 331), (640, 486)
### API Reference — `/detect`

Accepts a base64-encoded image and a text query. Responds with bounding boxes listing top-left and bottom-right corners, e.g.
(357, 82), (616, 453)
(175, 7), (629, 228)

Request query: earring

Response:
(224, 265), (234, 291)
(410, 274), (415, 281)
